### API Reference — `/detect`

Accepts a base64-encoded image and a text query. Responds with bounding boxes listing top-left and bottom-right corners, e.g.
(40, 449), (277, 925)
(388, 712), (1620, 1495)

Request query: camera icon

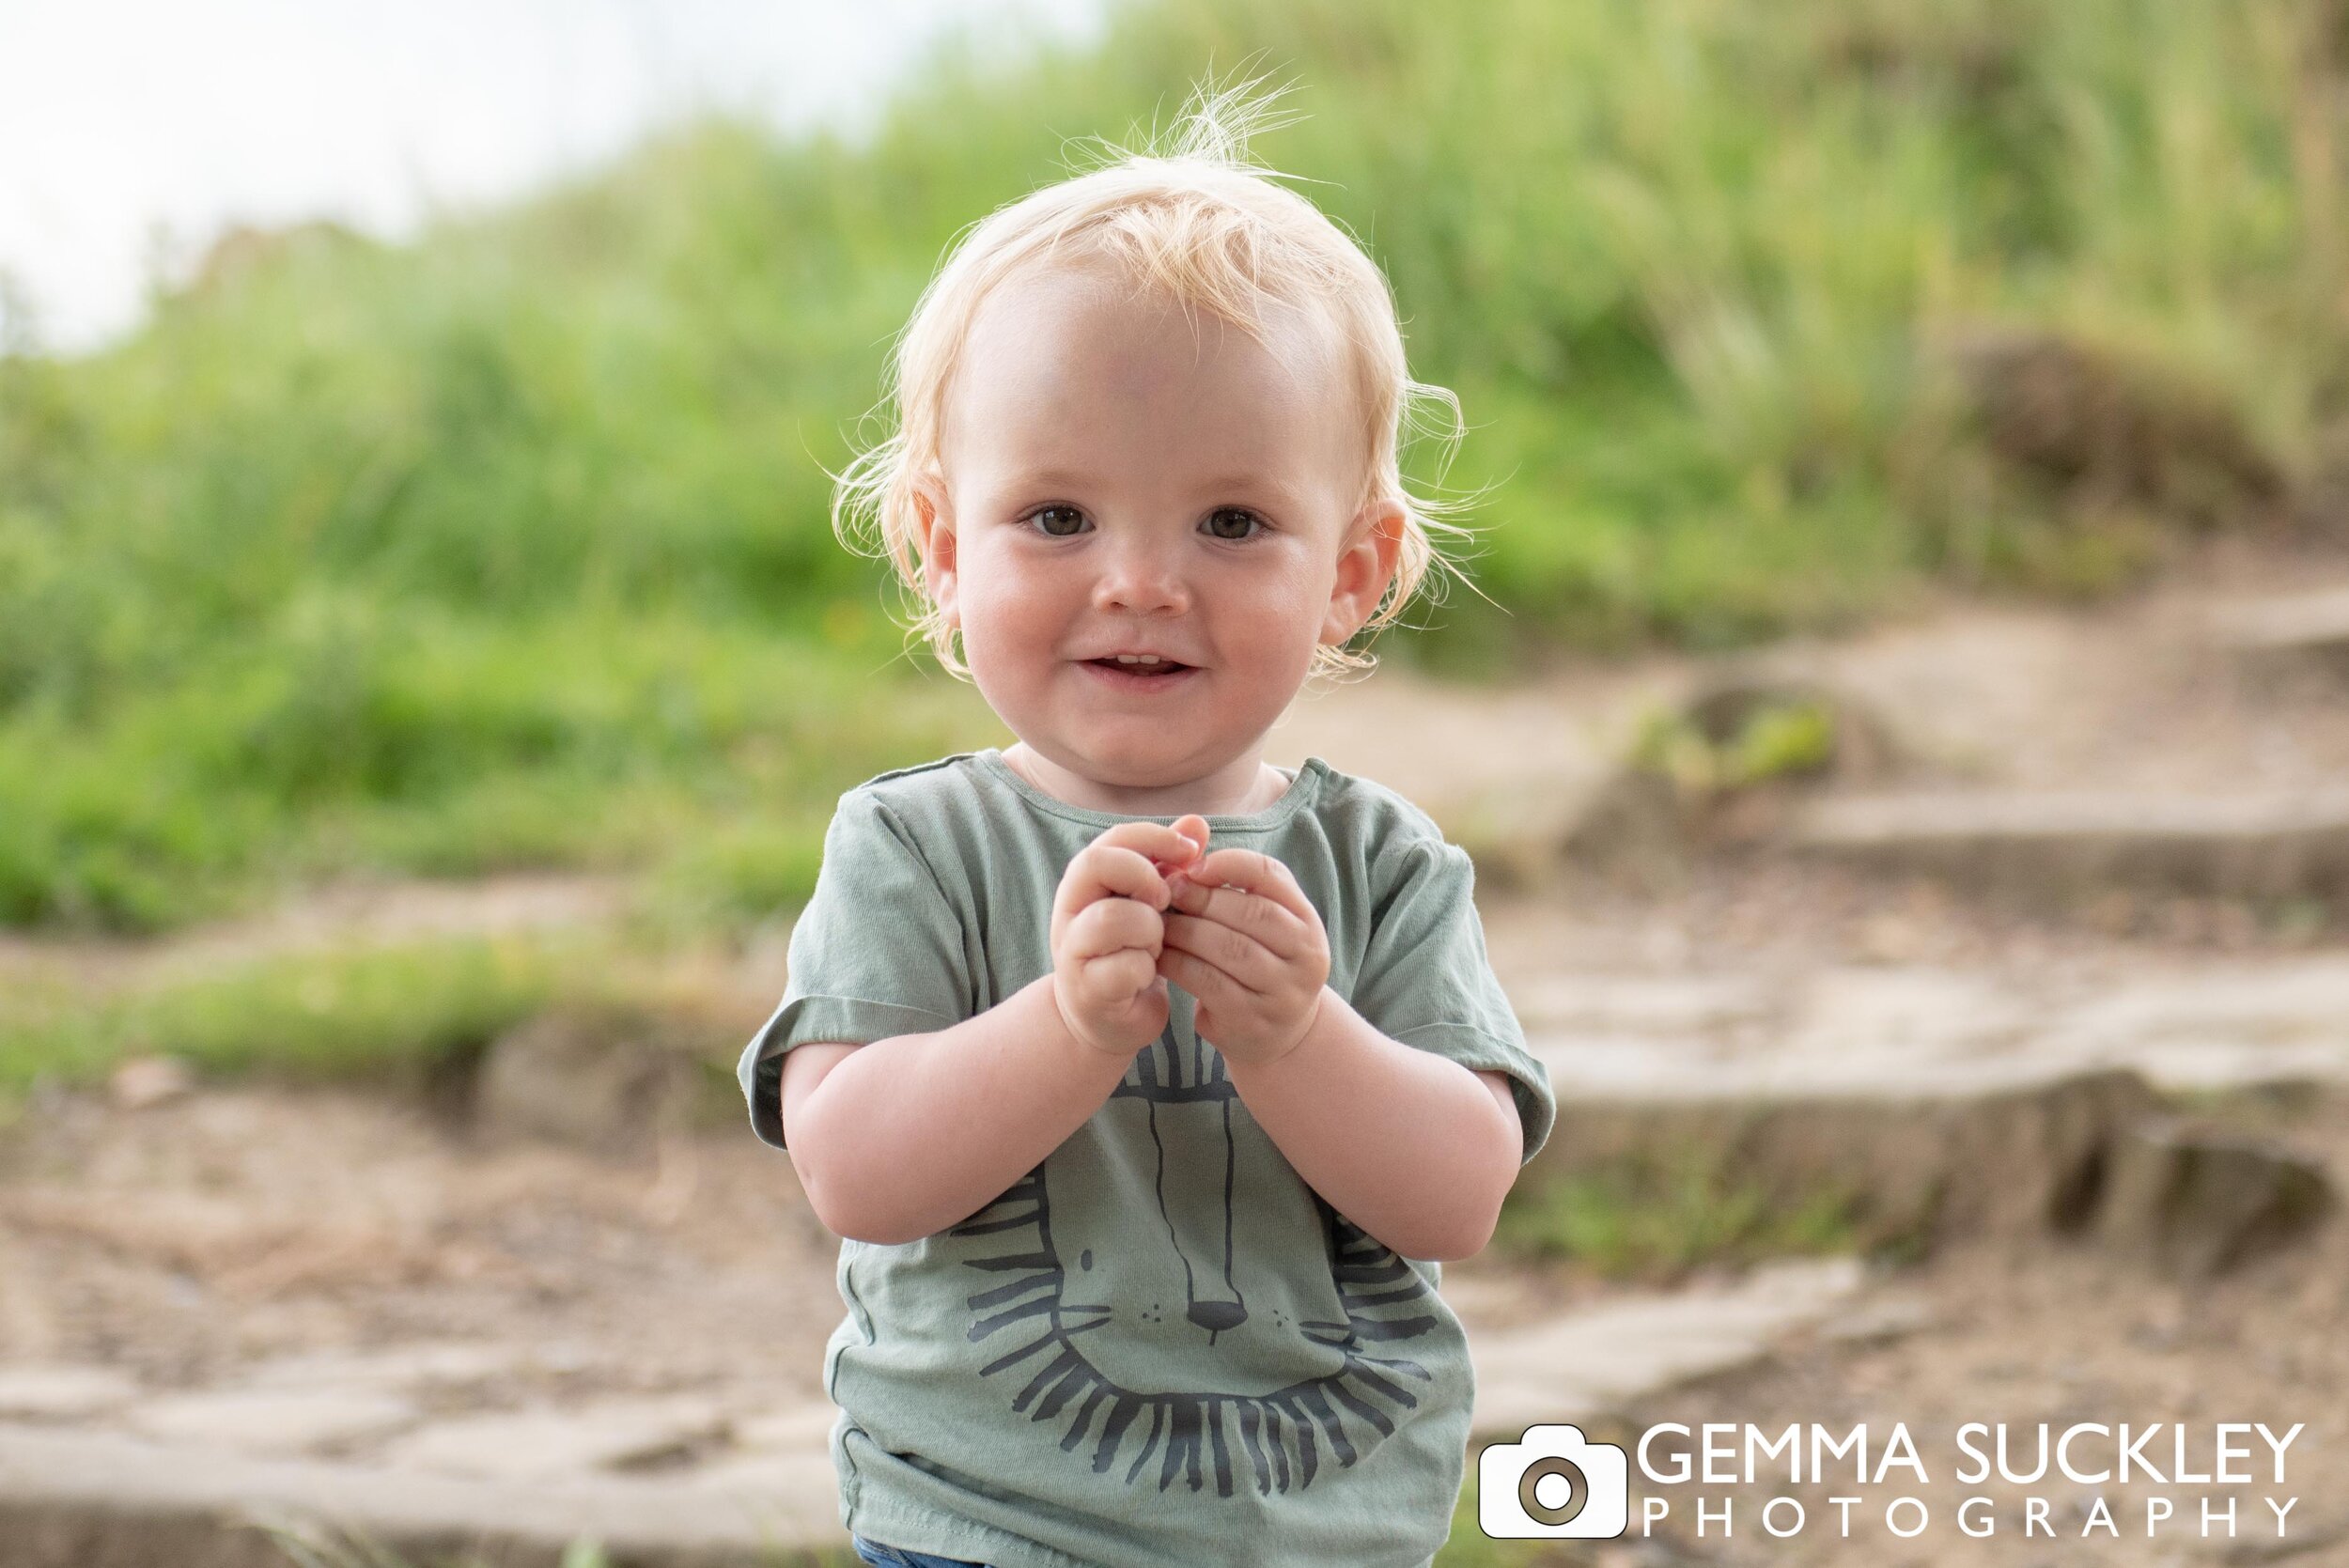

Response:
(1478, 1424), (1630, 1538)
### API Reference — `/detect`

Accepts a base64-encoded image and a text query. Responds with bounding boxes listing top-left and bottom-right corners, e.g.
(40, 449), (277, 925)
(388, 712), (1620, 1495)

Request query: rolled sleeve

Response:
(737, 793), (971, 1150)
(1348, 840), (1556, 1166)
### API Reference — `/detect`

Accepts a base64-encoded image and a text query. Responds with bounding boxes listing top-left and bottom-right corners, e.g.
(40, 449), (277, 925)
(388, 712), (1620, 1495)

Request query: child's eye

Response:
(1024, 505), (1089, 537)
(1203, 507), (1267, 541)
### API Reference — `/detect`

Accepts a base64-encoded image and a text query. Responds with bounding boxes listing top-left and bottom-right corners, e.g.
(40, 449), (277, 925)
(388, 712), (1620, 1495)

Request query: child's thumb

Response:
(1172, 814), (1211, 857)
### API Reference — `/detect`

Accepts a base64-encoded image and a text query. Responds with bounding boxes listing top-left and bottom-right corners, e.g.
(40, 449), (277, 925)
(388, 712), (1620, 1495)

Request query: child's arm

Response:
(1220, 993), (1522, 1262)
(1157, 847), (1527, 1263)
(778, 975), (1134, 1244)
(780, 816), (1209, 1246)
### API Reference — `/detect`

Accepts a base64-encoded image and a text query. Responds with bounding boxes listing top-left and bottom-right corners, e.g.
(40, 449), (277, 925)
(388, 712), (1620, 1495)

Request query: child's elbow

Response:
(1420, 1213), (1501, 1264)
(795, 1156), (920, 1246)
(827, 1212), (925, 1247)
(1423, 1166), (1518, 1262)
(793, 1150), (934, 1246)
(1378, 1205), (1499, 1264)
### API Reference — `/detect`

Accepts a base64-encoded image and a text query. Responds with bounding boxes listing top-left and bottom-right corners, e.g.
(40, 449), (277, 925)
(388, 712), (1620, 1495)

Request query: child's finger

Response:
(1161, 912), (1275, 993)
(1156, 945), (1246, 1011)
(1066, 895), (1162, 962)
(1151, 815), (1211, 879)
(1171, 847), (1318, 928)
(1093, 818), (1209, 868)
(1080, 946), (1161, 1006)
(1057, 844), (1168, 918)
(1165, 878), (1308, 960)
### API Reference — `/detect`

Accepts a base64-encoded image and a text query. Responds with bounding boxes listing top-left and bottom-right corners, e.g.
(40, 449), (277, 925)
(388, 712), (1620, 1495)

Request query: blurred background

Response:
(8, 0), (2348, 941)
(3, 2), (2347, 1564)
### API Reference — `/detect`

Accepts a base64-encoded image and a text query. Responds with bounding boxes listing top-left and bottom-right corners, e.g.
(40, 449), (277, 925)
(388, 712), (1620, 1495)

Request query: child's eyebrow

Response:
(1002, 467), (1309, 506)
(1002, 467), (1093, 489)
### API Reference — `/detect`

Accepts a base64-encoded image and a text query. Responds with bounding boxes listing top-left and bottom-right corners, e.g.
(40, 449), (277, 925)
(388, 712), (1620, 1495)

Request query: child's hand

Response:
(1158, 848), (1330, 1067)
(1049, 815), (1210, 1057)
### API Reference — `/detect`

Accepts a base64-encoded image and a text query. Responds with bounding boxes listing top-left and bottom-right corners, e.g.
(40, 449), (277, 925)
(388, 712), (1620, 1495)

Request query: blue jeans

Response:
(849, 1534), (991, 1568)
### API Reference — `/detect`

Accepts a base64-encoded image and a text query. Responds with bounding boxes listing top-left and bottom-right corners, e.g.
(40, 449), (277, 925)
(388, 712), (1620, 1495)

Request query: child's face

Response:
(919, 262), (1401, 793)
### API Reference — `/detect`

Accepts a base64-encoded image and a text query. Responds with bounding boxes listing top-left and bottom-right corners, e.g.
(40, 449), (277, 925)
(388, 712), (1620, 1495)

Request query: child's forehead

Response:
(942, 260), (1361, 467)
(960, 256), (1346, 387)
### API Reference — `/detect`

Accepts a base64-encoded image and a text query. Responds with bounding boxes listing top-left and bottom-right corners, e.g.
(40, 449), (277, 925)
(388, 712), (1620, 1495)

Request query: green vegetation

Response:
(0, 934), (578, 1096)
(1627, 697), (1840, 796)
(7, 0), (2343, 934)
(1493, 1143), (1870, 1281)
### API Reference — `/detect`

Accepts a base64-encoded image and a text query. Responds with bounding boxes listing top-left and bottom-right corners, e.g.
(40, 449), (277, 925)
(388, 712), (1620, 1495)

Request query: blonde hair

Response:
(831, 70), (1487, 682)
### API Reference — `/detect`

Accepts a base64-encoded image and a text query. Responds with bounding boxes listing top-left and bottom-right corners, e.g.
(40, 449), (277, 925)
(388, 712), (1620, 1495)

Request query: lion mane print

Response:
(953, 1019), (1445, 1498)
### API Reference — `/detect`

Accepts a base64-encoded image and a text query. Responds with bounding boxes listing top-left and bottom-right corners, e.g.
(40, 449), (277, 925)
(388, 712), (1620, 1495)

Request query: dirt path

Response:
(1611, 1195), (2349, 1567)
(3, 547), (2347, 1562)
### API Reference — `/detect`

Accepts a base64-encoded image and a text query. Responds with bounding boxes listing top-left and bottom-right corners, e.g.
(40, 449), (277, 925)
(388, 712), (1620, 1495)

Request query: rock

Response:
(1792, 788), (2349, 902)
(1469, 1257), (1868, 1439)
(1514, 955), (2349, 1106)
(2038, 959), (2349, 1089)
(0, 1423), (845, 1568)
(0, 1367), (139, 1421)
(727, 1404), (839, 1455)
(128, 1389), (418, 1457)
(243, 1343), (517, 1395)
(1816, 1292), (1937, 1347)
(107, 1057), (194, 1111)
(472, 1005), (713, 1153)
(2092, 1120), (2336, 1277)
(1674, 668), (1906, 785)
(1565, 668), (1908, 879)
(1508, 973), (1769, 1038)
(2207, 587), (2349, 684)
(381, 1396), (732, 1481)
(1521, 1062), (2160, 1254)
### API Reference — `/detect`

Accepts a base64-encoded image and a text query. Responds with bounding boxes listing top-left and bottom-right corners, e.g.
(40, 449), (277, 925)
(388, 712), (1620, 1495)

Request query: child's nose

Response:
(1092, 542), (1190, 615)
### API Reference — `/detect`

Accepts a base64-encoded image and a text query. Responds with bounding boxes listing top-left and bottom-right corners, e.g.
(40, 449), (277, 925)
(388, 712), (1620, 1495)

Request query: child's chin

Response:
(1061, 736), (1220, 779)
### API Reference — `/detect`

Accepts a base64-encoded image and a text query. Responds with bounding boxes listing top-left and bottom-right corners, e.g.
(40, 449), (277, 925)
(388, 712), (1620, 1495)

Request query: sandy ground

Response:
(1604, 1201), (2349, 1568)
(0, 1084), (845, 1409)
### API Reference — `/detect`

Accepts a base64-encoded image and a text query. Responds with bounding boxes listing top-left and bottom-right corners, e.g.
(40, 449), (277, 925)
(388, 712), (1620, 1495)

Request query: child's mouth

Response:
(1081, 657), (1198, 691)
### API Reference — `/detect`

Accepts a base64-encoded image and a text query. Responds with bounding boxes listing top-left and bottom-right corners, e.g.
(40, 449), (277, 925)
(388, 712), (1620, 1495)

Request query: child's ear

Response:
(911, 474), (959, 629)
(1319, 499), (1407, 646)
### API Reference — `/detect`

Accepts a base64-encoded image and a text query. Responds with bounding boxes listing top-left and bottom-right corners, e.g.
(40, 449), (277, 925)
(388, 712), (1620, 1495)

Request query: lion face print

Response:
(954, 1015), (1448, 1498)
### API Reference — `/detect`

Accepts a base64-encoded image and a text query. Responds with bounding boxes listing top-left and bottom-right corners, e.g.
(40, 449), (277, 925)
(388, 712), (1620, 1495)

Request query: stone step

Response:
(1522, 1059), (2160, 1256)
(1514, 978), (2341, 1277)
(2207, 587), (2349, 679)
(1524, 1062), (2338, 1281)
(1789, 788), (2349, 901)
(1509, 958), (2349, 1101)
(0, 1421), (840, 1568)
(1467, 1256), (1871, 1440)
(1508, 954), (2349, 1269)
(0, 1262), (1881, 1568)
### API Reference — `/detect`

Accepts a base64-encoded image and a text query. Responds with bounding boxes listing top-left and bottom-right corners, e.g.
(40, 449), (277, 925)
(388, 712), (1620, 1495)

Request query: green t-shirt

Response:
(738, 748), (1556, 1568)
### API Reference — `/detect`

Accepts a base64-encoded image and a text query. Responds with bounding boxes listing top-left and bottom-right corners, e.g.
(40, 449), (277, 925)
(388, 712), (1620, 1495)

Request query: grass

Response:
(7, 0), (2347, 951)
(0, 933), (579, 1098)
(1492, 1142), (1877, 1282)
(1626, 697), (1842, 796)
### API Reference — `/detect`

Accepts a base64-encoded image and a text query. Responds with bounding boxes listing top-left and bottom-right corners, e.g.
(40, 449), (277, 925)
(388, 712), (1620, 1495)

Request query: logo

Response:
(1478, 1423), (1631, 1538)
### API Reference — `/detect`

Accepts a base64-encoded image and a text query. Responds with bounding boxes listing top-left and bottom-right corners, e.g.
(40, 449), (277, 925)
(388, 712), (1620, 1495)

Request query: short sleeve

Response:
(736, 791), (971, 1150)
(1349, 839), (1556, 1166)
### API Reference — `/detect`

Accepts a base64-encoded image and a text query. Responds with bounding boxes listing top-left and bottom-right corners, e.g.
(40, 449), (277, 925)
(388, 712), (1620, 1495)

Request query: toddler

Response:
(738, 81), (1557, 1568)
